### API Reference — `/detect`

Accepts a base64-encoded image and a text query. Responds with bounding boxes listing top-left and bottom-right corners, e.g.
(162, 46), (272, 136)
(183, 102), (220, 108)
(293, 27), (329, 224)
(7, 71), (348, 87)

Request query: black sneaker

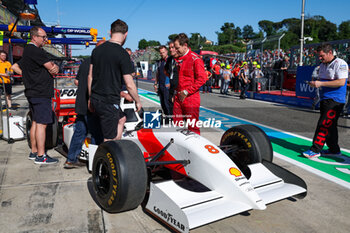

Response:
(34, 154), (59, 164)
(28, 152), (37, 160)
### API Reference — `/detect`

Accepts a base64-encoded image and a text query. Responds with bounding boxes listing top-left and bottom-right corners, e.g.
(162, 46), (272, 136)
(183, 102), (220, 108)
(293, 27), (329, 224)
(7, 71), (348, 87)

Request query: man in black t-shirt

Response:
(164, 41), (179, 116)
(279, 55), (290, 90)
(88, 19), (141, 141)
(64, 41), (105, 168)
(154, 45), (170, 116)
(11, 26), (59, 164)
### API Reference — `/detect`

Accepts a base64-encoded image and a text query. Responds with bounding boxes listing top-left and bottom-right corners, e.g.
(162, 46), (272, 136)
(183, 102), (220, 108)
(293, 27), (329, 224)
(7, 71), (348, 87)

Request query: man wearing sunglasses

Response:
(12, 26), (59, 164)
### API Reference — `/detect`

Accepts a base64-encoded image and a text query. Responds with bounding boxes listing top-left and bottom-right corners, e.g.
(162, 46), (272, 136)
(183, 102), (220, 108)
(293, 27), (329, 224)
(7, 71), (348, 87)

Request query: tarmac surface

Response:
(0, 83), (349, 233)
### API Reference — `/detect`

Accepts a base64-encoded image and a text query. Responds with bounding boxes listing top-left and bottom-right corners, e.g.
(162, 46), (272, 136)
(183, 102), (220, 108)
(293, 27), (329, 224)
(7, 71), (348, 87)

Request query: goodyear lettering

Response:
(153, 206), (185, 231)
(222, 131), (252, 148)
(106, 152), (118, 206)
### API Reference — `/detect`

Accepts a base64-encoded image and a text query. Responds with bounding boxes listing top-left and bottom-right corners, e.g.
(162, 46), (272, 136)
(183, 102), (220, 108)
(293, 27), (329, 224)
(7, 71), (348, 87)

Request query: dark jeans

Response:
(67, 113), (103, 163)
(159, 86), (170, 116)
(213, 73), (220, 87)
(310, 99), (344, 153)
(203, 79), (212, 92)
(240, 79), (249, 97)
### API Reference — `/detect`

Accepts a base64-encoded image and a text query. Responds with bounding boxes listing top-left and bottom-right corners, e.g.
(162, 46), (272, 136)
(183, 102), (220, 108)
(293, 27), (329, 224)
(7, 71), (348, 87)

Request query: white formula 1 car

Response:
(62, 98), (307, 233)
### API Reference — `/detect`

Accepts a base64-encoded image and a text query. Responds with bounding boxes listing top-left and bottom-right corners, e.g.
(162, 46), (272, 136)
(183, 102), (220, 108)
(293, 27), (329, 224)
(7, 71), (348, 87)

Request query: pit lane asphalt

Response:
(0, 83), (349, 233)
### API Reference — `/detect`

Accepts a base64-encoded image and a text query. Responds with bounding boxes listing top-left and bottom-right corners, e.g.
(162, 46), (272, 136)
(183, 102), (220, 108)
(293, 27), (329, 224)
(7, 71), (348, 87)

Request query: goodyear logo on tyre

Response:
(106, 152), (118, 206)
(222, 131), (252, 148)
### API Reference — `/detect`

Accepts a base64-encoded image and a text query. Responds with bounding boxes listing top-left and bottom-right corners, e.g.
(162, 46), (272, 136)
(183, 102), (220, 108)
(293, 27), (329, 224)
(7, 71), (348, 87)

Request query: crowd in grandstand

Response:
(129, 40), (349, 116)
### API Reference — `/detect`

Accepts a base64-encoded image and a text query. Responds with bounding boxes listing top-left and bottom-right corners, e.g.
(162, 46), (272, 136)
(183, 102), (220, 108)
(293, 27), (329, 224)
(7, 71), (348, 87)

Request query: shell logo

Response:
(229, 167), (242, 177)
(84, 137), (91, 148)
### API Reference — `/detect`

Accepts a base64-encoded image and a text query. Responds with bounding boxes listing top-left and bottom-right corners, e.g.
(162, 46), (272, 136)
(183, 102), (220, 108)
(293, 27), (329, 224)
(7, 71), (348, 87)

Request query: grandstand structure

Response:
(246, 34), (285, 61)
(290, 39), (350, 68)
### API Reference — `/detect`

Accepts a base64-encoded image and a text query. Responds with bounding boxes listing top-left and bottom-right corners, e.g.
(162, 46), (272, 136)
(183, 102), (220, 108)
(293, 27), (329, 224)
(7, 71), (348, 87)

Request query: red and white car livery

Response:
(62, 99), (307, 233)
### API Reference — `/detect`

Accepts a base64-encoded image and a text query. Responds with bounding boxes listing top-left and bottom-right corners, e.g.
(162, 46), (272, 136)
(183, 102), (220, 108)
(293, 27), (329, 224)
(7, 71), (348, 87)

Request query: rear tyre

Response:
(26, 111), (32, 149)
(92, 140), (147, 213)
(220, 124), (273, 177)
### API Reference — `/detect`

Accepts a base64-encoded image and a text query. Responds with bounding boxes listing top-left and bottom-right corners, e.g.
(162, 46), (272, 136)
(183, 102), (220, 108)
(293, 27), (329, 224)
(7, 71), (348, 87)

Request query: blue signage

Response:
(295, 66), (317, 98)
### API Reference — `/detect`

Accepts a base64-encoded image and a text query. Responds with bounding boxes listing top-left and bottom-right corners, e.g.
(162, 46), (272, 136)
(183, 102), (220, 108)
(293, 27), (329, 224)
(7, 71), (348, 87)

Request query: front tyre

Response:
(220, 124), (273, 177)
(92, 140), (147, 213)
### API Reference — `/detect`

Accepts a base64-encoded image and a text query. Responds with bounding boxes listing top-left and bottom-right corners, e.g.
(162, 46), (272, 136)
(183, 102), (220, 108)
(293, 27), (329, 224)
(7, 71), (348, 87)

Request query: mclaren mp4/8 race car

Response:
(61, 97), (307, 233)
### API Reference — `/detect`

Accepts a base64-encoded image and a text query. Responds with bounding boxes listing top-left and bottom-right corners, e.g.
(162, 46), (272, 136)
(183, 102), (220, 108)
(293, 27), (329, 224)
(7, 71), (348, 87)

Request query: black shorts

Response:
(0, 83), (12, 95)
(91, 98), (125, 139)
(28, 97), (53, 124)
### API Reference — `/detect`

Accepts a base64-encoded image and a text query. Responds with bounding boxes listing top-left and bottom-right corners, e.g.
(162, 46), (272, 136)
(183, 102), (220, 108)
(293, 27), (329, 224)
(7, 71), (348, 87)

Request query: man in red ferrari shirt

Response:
(173, 33), (207, 134)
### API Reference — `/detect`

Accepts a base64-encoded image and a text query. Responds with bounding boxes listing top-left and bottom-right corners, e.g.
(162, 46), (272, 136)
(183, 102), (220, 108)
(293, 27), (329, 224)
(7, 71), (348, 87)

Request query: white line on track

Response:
(274, 152), (350, 189)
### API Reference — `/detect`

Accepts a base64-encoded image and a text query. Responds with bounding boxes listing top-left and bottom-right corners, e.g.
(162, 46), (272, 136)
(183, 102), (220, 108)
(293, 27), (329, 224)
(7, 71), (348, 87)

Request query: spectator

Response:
(311, 65), (320, 110)
(222, 65), (232, 95)
(164, 41), (179, 116)
(0, 50), (13, 109)
(203, 66), (212, 93)
(125, 48), (136, 77)
(219, 62), (225, 93)
(88, 19), (141, 141)
(173, 33), (207, 134)
(279, 55), (290, 90)
(154, 45), (170, 116)
(11, 26), (59, 164)
(232, 63), (240, 92)
(239, 62), (250, 99)
(147, 66), (153, 80)
(211, 61), (221, 88)
(303, 43), (348, 158)
(250, 64), (264, 92)
(64, 40), (105, 169)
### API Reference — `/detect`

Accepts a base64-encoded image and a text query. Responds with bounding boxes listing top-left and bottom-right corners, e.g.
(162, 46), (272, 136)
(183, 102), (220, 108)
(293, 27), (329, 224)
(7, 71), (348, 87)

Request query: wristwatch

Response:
(183, 90), (188, 96)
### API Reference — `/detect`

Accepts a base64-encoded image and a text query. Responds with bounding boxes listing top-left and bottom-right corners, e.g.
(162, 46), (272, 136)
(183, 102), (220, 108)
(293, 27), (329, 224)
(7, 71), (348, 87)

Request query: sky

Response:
(35, 0), (350, 56)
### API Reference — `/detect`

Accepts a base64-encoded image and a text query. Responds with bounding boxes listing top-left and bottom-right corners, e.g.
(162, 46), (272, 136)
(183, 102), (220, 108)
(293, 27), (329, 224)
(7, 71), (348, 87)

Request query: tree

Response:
(168, 34), (178, 42)
(138, 39), (148, 50)
(188, 33), (207, 50)
(216, 22), (238, 45)
(235, 27), (242, 39)
(318, 21), (337, 41)
(242, 25), (255, 39)
(221, 44), (245, 54)
(309, 15), (337, 42)
(258, 20), (275, 36)
(281, 18), (300, 35)
(338, 20), (350, 39)
(138, 39), (160, 49)
(148, 40), (161, 47)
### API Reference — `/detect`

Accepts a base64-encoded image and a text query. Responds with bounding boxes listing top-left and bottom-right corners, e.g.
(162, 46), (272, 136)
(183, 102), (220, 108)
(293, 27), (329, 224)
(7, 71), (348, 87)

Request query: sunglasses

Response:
(36, 35), (48, 39)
